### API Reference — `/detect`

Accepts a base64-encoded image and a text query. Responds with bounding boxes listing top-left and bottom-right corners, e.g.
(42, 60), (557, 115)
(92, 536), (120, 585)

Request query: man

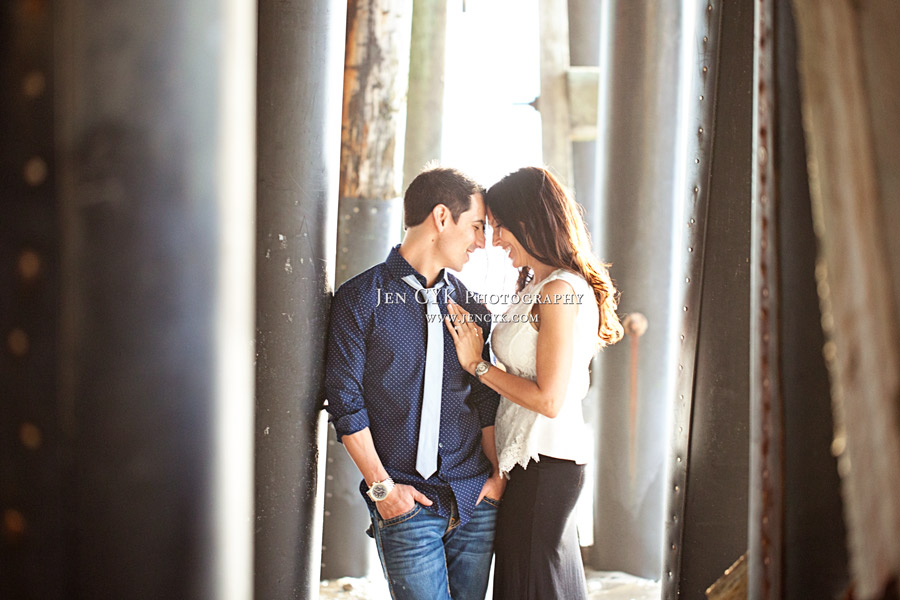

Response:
(325, 167), (504, 600)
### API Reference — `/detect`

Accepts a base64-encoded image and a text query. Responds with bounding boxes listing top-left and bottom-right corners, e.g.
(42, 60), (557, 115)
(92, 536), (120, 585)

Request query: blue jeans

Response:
(369, 498), (499, 600)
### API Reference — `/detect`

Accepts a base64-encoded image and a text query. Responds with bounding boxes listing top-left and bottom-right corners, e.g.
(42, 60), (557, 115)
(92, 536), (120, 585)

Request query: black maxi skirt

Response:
(492, 455), (588, 600)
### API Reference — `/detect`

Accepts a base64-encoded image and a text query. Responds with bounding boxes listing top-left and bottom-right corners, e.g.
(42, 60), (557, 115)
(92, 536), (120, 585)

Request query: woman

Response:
(445, 166), (623, 599)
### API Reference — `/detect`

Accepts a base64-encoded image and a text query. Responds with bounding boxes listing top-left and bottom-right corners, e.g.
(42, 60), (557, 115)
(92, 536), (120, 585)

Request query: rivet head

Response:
(699, 95), (704, 101)
(24, 157), (48, 186)
(702, 66), (708, 73)
(7, 329), (29, 356)
(3, 509), (26, 541)
(18, 250), (41, 282)
(19, 423), (42, 450)
(23, 71), (46, 98)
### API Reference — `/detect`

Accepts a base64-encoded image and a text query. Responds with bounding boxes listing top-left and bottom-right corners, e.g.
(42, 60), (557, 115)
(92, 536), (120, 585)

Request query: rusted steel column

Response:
(321, 0), (412, 580)
(256, 0), (346, 597)
(747, 3), (850, 598)
(748, 0), (784, 596)
(0, 2), (62, 598)
(792, 1), (900, 597)
(663, 0), (754, 597)
(54, 1), (256, 598)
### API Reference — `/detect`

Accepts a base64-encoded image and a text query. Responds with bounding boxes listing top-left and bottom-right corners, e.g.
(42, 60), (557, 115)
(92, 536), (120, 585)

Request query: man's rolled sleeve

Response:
(325, 284), (370, 442)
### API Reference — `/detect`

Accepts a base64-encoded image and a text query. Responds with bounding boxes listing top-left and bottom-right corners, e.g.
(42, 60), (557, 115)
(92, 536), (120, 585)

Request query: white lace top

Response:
(491, 269), (599, 476)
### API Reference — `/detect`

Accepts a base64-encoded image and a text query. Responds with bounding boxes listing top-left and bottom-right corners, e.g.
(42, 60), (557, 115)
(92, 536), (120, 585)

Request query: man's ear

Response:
(431, 204), (450, 232)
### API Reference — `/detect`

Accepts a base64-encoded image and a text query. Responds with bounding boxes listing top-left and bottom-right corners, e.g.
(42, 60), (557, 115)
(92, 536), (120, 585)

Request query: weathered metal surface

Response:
(55, 1), (256, 598)
(664, 0), (754, 597)
(566, 67), (599, 141)
(256, 0), (346, 597)
(749, 2), (851, 598)
(538, 0), (574, 188)
(792, 1), (900, 597)
(402, 0), (448, 190)
(323, 0), (412, 581)
(568, 0), (602, 550)
(592, 0), (687, 580)
(748, 0), (783, 596)
(0, 2), (62, 598)
(340, 0), (412, 202)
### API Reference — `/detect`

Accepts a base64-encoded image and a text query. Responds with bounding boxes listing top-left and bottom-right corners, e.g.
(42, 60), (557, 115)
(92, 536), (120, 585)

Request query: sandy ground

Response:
(320, 568), (660, 599)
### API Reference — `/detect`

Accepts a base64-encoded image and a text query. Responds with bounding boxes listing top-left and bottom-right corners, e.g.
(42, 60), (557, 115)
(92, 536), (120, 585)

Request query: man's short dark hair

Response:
(404, 167), (485, 228)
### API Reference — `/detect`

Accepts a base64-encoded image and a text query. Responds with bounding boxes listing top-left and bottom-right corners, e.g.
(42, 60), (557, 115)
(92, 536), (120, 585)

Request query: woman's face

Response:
(488, 210), (530, 270)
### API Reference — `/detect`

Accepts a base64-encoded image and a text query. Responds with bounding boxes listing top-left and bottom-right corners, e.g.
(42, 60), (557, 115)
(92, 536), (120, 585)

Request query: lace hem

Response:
(497, 442), (543, 477)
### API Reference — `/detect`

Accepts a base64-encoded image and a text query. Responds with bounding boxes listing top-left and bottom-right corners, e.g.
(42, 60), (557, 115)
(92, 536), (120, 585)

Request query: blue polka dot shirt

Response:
(325, 246), (499, 526)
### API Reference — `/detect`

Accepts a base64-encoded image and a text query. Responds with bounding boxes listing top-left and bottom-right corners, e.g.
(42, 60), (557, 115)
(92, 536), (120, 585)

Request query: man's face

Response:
(438, 193), (487, 271)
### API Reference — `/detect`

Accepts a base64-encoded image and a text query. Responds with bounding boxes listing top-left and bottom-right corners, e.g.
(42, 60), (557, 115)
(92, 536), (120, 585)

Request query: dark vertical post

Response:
(664, 0), (754, 597)
(791, 0), (900, 595)
(748, 2), (849, 598)
(321, 0), (412, 581)
(255, 0), (346, 597)
(55, 1), (256, 598)
(775, 3), (848, 595)
(1, 2), (63, 598)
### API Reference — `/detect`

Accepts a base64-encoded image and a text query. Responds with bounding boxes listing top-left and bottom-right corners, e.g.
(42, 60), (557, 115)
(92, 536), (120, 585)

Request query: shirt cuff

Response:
(332, 408), (370, 442)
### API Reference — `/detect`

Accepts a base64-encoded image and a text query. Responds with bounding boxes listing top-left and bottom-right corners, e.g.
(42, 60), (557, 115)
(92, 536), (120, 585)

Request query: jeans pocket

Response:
(380, 503), (422, 528)
(481, 497), (501, 508)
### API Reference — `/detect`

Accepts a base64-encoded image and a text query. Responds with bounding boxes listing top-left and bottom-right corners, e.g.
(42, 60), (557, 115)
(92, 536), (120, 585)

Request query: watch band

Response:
(366, 476), (395, 502)
(474, 360), (490, 378)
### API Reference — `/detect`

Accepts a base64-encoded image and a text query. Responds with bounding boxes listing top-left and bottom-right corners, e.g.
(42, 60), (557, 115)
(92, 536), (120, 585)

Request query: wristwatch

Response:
(474, 360), (491, 379)
(366, 477), (395, 502)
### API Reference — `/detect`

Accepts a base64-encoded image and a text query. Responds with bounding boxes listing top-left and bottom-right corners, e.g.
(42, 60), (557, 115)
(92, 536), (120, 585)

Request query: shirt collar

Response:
(385, 245), (455, 293)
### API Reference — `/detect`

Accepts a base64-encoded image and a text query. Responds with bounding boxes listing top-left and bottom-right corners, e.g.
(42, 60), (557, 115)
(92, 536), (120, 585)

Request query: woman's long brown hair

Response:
(485, 166), (624, 347)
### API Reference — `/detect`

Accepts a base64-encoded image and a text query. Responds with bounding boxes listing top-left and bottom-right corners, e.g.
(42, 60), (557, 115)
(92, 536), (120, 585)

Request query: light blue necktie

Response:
(402, 274), (446, 479)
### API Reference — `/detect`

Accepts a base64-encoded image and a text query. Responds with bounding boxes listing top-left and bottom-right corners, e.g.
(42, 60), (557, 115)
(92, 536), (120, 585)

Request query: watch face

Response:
(371, 483), (388, 501)
(475, 361), (489, 376)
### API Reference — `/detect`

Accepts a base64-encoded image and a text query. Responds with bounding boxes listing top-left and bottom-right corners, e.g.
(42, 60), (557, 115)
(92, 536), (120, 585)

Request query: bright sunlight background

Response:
(441, 0), (543, 310)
